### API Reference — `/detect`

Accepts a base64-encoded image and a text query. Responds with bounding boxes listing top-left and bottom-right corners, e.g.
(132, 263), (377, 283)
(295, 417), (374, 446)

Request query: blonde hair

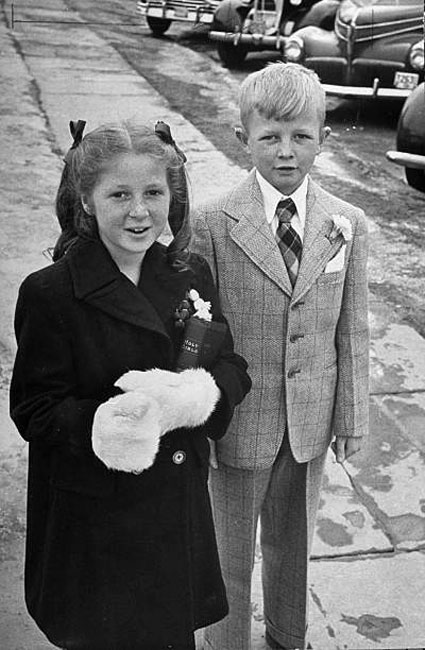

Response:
(239, 62), (326, 131)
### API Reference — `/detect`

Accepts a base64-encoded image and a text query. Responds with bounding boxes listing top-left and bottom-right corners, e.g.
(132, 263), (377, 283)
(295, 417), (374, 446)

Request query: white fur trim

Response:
(116, 368), (181, 392)
(115, 367), (220, 432)
(92, 392), (162, 474)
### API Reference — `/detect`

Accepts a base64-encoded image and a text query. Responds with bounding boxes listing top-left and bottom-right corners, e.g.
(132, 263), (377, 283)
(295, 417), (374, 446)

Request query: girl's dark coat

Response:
(10, 239), (251, 650)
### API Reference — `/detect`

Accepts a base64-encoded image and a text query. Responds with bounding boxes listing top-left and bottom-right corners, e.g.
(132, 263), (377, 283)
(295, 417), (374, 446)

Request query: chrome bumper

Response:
(386, 150), (425, 170)
(137, 1), (215, 24)
(209, 30), (286, 49)
(323, 83), (412, 100)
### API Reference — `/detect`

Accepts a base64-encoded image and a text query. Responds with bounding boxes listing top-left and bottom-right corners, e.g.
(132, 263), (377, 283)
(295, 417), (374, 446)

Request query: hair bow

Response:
(63, 120), (86, 164)
(154, 120), (187, 163)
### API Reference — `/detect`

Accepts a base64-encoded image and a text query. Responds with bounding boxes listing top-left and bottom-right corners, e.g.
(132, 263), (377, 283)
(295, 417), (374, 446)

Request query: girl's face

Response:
(85, 153), (171, 267)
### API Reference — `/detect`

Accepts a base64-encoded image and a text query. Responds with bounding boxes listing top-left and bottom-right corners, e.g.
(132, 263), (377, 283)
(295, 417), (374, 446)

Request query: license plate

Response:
(393, 71), (419, 90)
(175, 7), (188, 17)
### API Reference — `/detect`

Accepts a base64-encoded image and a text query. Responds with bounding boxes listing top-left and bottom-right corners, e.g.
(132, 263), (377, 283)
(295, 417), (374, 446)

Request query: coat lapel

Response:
(138, 243), (196, 338)
(292, 180), (346, 304)
(226, 171), (293, 297)
(67, 240), (193, 347)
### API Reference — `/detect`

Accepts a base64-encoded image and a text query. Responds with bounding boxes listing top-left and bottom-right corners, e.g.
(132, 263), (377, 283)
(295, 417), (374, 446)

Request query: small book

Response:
(176, 317), (227, 371)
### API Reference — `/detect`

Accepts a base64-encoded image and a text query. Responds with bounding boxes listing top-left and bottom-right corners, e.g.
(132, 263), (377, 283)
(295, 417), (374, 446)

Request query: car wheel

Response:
(217, 41), (248, 68)
(405, 167), (425, 193)
(146, 17), (172, 35)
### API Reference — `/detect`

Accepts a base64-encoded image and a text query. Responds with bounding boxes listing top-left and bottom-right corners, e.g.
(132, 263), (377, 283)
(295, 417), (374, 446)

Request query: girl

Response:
(10, 120), (251, 650)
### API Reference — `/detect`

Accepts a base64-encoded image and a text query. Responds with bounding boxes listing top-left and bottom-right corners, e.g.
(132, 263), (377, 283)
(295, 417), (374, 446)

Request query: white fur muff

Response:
(92, 368), (220, 474)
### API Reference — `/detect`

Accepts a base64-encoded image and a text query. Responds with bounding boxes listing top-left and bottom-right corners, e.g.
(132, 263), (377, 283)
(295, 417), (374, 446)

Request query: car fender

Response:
(298, 0), (340, 30)
(386, 82), (425, 192)
(290, 24), (340, 57)
(397, 82), (425, 156)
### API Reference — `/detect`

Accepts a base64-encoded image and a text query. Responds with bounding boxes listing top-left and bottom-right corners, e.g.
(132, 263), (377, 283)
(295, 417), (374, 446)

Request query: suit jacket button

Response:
(172, 450), (186, 465)
(290, 334), (304, 342)
(288, 369), (301, 378)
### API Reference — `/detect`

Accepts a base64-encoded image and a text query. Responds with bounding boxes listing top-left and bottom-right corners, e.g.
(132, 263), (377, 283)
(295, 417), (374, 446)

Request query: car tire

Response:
(405, 167), (425, 193)
(146, 17), (172, 35)
(217, 41), (248, 68)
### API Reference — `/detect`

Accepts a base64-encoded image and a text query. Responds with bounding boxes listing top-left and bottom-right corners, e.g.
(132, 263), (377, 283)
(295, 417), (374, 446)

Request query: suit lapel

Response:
(226, 171), (293, 297)
(222, 174), (345, 301)
(292, 180), (345, 303)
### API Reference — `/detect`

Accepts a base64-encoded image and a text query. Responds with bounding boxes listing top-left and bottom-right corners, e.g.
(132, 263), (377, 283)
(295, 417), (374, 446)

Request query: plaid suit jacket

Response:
(191, 171), (369, 468)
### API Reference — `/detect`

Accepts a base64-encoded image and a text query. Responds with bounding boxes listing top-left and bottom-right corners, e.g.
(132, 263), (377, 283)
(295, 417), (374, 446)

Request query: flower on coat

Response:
(174, 289), (212, 329)
(188, 289), (212, 322)
(328, 214), (353, 243)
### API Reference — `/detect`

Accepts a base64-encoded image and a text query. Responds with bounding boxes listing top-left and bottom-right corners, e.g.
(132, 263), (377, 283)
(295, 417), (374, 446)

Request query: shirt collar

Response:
(256, 170), (308, 229)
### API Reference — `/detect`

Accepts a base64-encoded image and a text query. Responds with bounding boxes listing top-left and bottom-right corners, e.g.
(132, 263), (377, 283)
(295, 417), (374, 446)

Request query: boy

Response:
(192, 63), (369, 650)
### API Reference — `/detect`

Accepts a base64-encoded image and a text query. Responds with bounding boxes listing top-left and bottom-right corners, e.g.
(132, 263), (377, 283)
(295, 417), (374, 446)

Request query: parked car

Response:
(210, 0), (339, 67)
(284, 0), (424, 99)
(210, 0), (424, 102)
(386, 82), (425, 192)
(137, 0), (221, 35)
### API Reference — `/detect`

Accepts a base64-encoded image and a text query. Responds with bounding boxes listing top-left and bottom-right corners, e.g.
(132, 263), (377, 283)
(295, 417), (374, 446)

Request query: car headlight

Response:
(284, 37), (304, 63)
(409, 41), (424, 72)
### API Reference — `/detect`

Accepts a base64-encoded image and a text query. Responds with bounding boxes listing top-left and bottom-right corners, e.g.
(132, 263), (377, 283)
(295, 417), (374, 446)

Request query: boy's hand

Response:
(332, 437), (362, 463)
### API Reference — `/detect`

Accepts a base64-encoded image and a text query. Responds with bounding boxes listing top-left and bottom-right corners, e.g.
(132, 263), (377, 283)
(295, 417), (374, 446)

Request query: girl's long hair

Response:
(53, 120), (190, 269)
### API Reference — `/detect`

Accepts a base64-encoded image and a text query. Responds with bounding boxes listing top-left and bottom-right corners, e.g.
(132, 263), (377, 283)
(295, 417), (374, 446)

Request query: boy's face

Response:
(243, 107), (325, 195)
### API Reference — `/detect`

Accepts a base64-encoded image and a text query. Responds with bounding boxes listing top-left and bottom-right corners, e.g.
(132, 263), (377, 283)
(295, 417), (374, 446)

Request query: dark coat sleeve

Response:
(190, 255), (252, 440)
(10, 275), (101, 453)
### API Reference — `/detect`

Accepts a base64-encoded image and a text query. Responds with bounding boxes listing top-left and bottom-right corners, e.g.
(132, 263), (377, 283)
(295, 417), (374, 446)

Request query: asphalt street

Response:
(0, 0), (424, 648)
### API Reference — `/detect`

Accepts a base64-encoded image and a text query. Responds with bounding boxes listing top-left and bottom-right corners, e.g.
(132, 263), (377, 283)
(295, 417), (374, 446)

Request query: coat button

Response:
(172, 450), (186, 465)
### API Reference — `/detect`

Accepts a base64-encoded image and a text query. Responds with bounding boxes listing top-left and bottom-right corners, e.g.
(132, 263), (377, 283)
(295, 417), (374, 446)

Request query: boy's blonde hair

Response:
(239, 62), (326, 131)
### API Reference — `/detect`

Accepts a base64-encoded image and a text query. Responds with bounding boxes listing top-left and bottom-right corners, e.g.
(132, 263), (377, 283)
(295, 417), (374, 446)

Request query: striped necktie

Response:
(275, 198), (302, 287)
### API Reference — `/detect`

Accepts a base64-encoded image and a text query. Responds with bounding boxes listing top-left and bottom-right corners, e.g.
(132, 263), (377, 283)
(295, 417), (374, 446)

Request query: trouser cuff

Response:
(265, 617), (306, 650)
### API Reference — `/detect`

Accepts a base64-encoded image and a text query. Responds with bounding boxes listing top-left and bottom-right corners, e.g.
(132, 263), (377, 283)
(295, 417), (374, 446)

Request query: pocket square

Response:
(325, 244), (346, 273)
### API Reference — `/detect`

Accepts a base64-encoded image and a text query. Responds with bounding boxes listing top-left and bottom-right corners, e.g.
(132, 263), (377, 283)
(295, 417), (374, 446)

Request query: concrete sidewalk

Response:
(1, 1), (424, 648)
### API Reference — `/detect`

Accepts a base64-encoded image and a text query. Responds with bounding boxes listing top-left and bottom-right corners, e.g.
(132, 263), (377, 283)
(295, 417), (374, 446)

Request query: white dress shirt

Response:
(256, 170), (308, 242)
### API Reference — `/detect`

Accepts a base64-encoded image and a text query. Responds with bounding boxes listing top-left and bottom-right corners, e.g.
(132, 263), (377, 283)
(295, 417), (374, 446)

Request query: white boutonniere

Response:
(188, 289), (212, 322)
(327, 214), (353, 243)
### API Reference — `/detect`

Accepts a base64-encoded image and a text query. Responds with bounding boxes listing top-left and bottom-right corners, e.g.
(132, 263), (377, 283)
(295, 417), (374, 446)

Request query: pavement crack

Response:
(311, 547), (396, 561)
(371, 394), (425, 455)
(1, 3), (63, 159)
(341, 463), (397, 547)
(370, 388), (425, 395)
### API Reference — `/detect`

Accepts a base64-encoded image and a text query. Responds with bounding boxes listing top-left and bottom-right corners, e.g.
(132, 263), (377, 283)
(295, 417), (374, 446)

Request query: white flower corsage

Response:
(328, 214), (353, 243)
(188, 289), (212, 322)
(175, 288), (227, 371)
(174, 289), (212, 329)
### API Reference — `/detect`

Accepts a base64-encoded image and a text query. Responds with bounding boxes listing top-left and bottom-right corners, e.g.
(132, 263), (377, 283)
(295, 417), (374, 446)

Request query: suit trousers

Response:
(204, 436), (327, 650)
